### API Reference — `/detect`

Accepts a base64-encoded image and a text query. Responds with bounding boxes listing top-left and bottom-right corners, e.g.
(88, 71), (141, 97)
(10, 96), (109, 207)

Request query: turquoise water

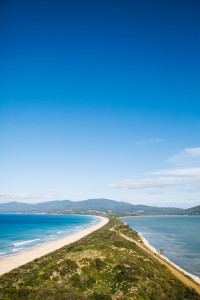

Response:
(0, 214), (99, 258)
(121, 216), (200, 277)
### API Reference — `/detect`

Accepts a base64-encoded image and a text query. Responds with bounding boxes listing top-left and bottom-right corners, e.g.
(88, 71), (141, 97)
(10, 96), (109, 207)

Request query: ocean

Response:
(0, 214), (99, 258)
(121, 216), (200, 278)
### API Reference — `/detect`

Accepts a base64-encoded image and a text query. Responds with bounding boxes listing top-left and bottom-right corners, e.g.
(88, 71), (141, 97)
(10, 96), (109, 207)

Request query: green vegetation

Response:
(0, 199), (185, 215)
(185, 205), (200, 215)
(0, 218), (199, 299)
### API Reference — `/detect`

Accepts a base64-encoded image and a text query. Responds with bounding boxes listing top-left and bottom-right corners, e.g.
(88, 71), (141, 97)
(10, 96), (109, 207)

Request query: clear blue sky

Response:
(1, 0), (200, 208)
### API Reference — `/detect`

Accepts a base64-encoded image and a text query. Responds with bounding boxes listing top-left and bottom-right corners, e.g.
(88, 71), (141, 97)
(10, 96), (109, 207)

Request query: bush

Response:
(62, 259), (78, 271)
(55, 294), (85, 300)
(70, 274), (82, 288)
(90, 293), (112, 300)
(17, 287), (30, 299)
(113, 241), (130, 249)
(85, 276), (96, 288)
(59, 259), (78, 276)
(81, 266), (90, 275)
(90, 258), (105, 270)
(113, 264), (138, 283)
(74, 247), (83, 252)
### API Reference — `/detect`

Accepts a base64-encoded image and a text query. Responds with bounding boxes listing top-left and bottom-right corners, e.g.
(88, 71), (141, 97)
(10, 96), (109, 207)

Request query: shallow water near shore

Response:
(0, 214), (99, 258)
(121, 215), (200, 278)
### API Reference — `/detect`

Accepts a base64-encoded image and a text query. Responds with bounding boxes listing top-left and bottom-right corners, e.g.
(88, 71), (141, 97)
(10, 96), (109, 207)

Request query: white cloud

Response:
(136, 138), (162, 146)
(108, 146), (200, 202)
(167, 147), (200, 164)
(13, 193), (31, 199)
(108, 177), (200, 189)
(0, 192), (31, 200)
(0, 192), (7, 198)
(149, 167), (200, 176)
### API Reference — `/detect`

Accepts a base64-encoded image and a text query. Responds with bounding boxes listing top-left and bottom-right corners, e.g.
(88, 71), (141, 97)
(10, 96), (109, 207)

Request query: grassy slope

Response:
(0, 218), (199, 300)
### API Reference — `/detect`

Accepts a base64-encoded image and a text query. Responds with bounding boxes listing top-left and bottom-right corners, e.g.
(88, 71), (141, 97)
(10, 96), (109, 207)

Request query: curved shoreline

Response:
(119, 230), (200, 295)
(0, 216), (108, 276)
(139, 232), (200, 285)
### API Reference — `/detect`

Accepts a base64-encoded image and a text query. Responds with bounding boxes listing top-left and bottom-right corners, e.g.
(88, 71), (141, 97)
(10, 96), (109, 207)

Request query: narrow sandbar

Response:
(0, 216), (108, 276)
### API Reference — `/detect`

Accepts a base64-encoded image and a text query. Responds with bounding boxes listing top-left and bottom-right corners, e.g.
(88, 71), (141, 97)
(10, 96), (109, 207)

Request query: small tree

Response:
(157, 249), (164, 255)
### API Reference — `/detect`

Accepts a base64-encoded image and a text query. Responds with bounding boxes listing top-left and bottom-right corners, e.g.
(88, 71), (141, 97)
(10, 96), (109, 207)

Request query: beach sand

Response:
(0, 216), (108, 276)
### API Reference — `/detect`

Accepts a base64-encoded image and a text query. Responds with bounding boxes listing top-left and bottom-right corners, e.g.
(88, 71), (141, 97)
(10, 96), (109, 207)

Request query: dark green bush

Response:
(17, 287), (30, 299)
(85, 276), (96, 288)
(89, 293), (112, 300)
(74, 247), (83, 252)
(59, 259), (78, 276)
(70, 274), (82, 287)
(55, 294), (85, 300)
(90, 258), (105, 271)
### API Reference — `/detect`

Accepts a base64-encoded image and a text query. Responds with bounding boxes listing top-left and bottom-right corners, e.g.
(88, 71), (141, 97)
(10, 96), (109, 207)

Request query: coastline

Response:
(139, 232), (200, 285)
(0, 216), (108, 276)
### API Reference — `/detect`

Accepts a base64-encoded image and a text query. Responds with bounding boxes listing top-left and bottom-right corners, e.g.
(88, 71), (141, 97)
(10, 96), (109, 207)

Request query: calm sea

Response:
(121, 216), (200, 278)
(0, 214), (99, 258)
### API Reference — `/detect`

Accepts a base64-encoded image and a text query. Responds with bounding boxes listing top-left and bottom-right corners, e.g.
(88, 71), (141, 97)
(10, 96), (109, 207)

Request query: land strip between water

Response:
(0, 217), (200, 299)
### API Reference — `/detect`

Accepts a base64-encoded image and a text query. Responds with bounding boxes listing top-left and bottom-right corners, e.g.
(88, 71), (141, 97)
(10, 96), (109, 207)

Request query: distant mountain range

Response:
(0, 198), (199, 215)
(184, 205), (200, 215)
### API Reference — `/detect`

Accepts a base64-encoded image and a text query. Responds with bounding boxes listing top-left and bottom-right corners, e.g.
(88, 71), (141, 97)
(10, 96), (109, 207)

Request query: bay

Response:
(121, 215), (200, 278)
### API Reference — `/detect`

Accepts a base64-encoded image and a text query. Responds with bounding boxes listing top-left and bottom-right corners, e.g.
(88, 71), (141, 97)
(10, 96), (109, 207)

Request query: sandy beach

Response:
(0, 216), (108, 276)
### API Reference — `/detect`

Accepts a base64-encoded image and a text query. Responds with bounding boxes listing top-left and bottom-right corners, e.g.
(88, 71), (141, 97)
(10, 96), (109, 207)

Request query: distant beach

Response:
(0, 216), (108, 276)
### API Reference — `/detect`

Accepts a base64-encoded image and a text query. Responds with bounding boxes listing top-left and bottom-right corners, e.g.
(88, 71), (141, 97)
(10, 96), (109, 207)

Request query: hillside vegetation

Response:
(0, 199), (184, 215)
(0, 218), (199, 300)
(185, 205), (200, 215)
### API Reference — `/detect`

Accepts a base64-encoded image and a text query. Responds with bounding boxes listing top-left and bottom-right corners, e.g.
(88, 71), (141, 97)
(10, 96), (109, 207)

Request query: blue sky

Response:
(0, 0), (200, 208)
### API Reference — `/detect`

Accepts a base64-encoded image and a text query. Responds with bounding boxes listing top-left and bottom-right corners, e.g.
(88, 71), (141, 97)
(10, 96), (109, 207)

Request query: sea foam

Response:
(13, 239), (40, 247)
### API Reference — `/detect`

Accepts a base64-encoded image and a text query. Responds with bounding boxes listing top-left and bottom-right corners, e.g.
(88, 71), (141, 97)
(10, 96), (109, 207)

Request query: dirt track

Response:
(120, 232), (200, 295)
